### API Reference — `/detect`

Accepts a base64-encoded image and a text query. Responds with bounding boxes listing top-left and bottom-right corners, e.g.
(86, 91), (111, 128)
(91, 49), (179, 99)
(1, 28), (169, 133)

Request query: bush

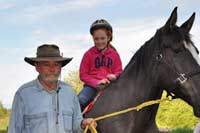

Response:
(156, 92), (200, 129)
(0, 101), (10, 130)
(0, 102), (9, 118)
(64, 70), (83, 94)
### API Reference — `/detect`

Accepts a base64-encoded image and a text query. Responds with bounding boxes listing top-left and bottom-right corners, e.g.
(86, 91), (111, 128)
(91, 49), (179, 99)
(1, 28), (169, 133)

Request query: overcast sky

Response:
(0, 0), (200, 108)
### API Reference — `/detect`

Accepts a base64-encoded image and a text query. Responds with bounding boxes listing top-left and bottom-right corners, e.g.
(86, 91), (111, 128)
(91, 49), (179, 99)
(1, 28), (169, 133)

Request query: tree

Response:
(64, 70), (83, 94)
(0, 101), (8, 117)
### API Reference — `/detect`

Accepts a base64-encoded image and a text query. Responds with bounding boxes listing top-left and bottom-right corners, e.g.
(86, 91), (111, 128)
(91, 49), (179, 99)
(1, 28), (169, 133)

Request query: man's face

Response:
(35, 61), (61, 83)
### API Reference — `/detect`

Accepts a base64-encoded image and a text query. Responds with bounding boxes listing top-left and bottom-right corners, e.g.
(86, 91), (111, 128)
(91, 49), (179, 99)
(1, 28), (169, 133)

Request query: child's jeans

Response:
(78, 85), (97, 111)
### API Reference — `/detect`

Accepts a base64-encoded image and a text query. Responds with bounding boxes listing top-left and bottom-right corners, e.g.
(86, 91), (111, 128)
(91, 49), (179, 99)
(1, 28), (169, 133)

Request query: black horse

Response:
(85, 7), (200, 133)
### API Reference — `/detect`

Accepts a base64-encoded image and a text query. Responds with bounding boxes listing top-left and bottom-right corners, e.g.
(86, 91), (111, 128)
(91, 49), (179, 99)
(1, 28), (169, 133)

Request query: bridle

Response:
(154, 51), (200, 97)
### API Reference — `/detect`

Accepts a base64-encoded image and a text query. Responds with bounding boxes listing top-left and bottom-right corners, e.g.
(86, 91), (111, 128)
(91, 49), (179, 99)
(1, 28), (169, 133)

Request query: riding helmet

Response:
(90, 19), (113, 35)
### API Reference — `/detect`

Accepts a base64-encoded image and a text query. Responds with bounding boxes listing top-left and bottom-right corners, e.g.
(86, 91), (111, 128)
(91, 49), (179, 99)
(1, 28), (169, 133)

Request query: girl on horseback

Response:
(78, 19), (123, 111)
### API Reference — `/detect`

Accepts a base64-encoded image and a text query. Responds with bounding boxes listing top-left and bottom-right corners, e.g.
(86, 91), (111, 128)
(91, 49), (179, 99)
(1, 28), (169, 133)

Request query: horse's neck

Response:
(109, 53), (164, 125)
(118, 46), (163, 104)
(93, 60), (164, 126)
(118, 64), (163, 105)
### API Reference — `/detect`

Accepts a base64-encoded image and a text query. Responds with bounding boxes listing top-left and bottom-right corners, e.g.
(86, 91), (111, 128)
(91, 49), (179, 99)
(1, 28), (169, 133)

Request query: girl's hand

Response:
(107, 74), (116, 81)
(96, 78), (110, 91)
(97, 78), (110, 85)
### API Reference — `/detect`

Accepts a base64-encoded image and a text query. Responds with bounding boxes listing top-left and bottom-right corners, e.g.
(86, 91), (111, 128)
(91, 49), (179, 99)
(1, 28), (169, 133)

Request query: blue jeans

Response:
(78, 85), (97, 111)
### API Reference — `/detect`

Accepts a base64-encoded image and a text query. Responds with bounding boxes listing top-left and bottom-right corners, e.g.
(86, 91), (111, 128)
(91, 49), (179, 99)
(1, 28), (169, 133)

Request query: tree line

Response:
(0, 102), (9, 118)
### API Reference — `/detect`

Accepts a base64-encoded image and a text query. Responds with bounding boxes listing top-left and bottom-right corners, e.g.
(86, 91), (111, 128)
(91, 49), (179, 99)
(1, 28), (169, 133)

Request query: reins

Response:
(84, 95), (173, 133)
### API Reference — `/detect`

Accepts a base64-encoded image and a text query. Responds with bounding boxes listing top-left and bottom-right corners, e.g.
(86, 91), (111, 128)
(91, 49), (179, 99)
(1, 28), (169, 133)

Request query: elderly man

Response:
(8, 44), (96, 133)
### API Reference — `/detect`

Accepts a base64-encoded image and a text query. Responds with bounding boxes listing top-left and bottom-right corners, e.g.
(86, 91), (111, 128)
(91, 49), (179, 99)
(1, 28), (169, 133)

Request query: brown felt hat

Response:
(24, 44), (73, 67)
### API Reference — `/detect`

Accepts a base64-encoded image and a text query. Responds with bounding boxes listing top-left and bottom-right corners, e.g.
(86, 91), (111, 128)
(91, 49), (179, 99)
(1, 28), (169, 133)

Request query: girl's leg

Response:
(78, 85), (97, 111)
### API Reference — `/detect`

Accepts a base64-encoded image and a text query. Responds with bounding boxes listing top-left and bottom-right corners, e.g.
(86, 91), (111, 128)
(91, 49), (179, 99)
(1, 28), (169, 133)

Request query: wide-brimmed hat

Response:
(24, 44), (73, 67)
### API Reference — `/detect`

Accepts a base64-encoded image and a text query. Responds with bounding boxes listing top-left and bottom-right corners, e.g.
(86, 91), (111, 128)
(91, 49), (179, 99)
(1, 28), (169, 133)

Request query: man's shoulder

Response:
(59, 80), (71, 88)
(17, 79), (37, 93)
(59, 81), (75, 93)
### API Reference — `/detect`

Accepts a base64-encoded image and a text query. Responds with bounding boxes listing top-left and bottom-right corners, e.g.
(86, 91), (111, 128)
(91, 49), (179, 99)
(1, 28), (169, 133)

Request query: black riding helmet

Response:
(90, 19), (113, 35)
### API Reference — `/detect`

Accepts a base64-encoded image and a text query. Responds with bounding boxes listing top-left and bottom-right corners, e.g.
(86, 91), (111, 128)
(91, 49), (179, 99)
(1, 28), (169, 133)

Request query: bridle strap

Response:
(155, 53), (200, 84)
(174, 68), (200, 84)
(185, 69), (200, 78)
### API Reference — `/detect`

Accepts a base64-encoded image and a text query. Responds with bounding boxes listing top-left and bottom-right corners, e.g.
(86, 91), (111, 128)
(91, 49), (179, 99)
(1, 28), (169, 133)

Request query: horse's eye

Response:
(156, 54), (163, 61)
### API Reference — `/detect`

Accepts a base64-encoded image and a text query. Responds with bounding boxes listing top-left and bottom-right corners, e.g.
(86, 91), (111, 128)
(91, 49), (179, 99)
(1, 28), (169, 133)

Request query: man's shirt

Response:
(8, 79), (83, 133)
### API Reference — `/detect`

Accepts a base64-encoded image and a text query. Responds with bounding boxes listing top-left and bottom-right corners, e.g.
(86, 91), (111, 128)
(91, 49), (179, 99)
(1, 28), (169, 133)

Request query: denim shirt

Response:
(8, 79), (83, 133)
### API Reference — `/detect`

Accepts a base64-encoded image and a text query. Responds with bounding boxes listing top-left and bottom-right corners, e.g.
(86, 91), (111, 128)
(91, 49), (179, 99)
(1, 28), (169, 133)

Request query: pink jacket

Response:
(80, 46), (123, 88)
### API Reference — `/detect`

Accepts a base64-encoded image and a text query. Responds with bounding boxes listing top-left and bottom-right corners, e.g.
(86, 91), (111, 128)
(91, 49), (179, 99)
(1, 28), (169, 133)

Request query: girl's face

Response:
(92, 29), (110, 50)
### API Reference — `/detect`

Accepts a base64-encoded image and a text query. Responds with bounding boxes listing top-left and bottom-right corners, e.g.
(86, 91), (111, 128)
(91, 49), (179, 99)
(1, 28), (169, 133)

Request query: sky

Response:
(0, 0), (200, 108)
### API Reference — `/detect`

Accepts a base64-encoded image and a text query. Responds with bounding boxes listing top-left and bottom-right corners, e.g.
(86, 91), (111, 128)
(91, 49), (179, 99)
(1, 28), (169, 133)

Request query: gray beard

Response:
(39, 74), (60, 84)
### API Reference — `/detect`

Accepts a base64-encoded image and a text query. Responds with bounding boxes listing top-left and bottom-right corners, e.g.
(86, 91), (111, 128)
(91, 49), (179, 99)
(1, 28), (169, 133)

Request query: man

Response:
(8, 44), (96, 133)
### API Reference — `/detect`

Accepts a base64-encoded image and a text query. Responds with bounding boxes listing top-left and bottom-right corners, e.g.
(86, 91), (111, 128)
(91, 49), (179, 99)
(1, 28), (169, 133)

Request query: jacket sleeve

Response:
(80, 52), (99, 88)
(8, 92), (25, 133)
(72, 92), (83, 133)
(112, 52), (123, 77)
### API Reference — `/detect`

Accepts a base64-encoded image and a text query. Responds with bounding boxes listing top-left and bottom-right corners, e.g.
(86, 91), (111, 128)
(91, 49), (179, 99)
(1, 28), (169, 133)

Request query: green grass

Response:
(0, 131), (7, 133)
(170, 128), (193, 133)
(0, 116), (9, 130)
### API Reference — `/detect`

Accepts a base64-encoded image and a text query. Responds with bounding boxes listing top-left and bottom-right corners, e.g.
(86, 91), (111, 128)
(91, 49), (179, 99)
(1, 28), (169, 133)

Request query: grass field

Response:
(0, 117), (9, 130)
(170, 128), (193, 133)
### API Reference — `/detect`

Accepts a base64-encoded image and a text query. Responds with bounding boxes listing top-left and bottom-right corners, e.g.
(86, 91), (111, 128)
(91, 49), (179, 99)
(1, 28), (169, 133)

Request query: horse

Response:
(85, 7), (200, 133)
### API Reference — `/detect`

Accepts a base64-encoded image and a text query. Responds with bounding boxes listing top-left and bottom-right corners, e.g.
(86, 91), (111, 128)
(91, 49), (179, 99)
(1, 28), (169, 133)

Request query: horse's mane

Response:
(121, 37), (155, 77)
(122, 25), (196, 75)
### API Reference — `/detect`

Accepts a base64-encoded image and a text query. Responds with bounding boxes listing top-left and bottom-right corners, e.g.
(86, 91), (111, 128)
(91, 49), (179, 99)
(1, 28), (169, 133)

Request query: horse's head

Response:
(154, 7), (200, 117)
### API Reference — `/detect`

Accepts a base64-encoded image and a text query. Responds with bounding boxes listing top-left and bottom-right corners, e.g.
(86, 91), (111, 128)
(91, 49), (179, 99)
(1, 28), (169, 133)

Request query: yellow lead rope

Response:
(84, 96), (172, 133)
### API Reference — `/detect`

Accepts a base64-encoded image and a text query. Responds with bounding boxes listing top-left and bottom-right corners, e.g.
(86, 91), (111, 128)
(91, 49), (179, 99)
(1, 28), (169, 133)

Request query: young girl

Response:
(78, 19), (123, 111)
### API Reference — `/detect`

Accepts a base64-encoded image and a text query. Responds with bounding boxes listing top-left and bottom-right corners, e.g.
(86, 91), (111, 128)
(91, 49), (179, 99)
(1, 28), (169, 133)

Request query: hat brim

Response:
(24, 57), (73, 67)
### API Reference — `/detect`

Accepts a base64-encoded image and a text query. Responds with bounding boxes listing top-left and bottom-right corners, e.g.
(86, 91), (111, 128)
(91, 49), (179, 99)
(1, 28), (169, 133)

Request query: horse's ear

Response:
(180, 13), (195, 33)
(164, 7), (177, 30)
